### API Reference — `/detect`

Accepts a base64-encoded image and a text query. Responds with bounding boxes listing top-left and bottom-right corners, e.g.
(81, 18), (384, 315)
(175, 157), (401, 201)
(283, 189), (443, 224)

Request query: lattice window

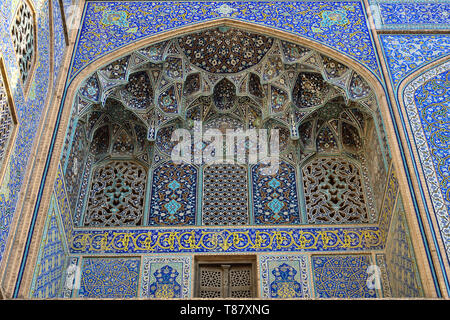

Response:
(196, 263), (254, 298)
(11, 0), (36, 87)
(83, 160), (147, 227)
(198, 266), (223, 298)
(229, 266), (253, 298)
(202, 164), (249, 226)
(0, 62), (17, 174)
(302, 157), (369, 224)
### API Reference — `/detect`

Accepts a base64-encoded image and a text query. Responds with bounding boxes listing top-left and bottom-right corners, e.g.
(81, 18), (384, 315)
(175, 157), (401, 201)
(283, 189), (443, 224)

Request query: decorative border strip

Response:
(69, 225), (383, 254)
(375, 253), (392, 298)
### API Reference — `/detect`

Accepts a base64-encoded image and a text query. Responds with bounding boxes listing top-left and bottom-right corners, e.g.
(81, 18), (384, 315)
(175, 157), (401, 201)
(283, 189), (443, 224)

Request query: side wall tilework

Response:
(403, 60), (450, 261)
(378, 164), (399, 243)
(30, 196), (67, 298)
(140, 256), (191, 298)
(385, 197), (423, 297)
(69, 1), (381, 80)
(54, 163), (74, 241)
(77, 257), (140, 298)
(259, 254), (311, 298)
(379, 34), (450, 89)
(375, 253), (392, 298)
(52, 0), (66, 87)
(0, 0), (53, 263)
(311, 254), (377, 298)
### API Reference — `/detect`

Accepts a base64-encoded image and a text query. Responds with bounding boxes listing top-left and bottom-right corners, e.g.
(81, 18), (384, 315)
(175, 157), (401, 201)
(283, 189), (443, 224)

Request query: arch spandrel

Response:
(69, 2), (381, 81)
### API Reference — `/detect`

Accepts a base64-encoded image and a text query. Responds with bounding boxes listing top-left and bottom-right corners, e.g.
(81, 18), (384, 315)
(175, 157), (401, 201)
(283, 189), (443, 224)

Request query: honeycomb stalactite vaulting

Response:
(62, 26), (387, 228)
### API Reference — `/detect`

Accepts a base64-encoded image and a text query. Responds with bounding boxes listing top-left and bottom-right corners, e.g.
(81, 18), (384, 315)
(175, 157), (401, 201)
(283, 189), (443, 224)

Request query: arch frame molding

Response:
(8, 18), (439, 298)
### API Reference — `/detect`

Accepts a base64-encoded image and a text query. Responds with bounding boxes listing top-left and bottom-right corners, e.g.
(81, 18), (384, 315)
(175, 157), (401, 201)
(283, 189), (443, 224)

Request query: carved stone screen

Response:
(196, 263), (254, 298)
(83, 160), (147, 227)
(302, 157), (369, 224)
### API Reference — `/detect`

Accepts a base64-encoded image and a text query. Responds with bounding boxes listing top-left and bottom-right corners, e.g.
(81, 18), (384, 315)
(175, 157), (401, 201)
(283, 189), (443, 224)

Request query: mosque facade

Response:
(0, 0), (449, 299)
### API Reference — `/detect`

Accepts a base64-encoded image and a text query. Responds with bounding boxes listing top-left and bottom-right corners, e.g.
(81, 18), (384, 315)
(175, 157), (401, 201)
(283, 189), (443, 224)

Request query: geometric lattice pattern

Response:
(202, 164), (248, 226)
(259, 255), (311, 298)
(229, 266), (253, 298)
(311, 255), (377, 298)
(302, 157), (369, 224)
(141, 256), (191, 298)
(78, 257), (140, 298)
(198, 266), (223, 298)
(197, 263), (254, 298)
